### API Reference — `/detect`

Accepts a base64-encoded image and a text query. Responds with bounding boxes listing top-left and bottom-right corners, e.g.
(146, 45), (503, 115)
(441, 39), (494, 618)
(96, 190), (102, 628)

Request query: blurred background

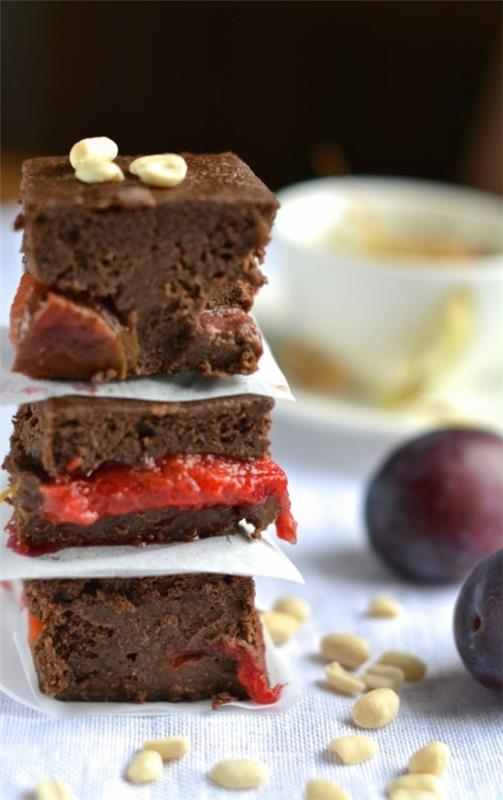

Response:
(2, 0), (502, 195)
(2, 0), (503, 473)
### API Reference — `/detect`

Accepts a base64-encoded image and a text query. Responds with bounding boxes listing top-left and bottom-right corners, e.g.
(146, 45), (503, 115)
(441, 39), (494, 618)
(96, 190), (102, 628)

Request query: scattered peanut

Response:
(408, 741), (449, 777)
(274, 595), (310, 622)
(143, 735), (189, 760)
(130, 153), (187, 187)
(387, 773), (443, 799)
(369, 594), (402, 618)
(69, 136), (118, 168)
(36, 779), (75, 800)
(351, 687), (400, 729)
(261, 611), (301, 645)
(304, 778), (352, 800)
(388, 792), (439, 800)
(125, 750), (164, 784)
(362, 663), (405, 691)
(328, 734), (377, 765)
(75, 160), (125, 184)
(209, 758), (269, 790)
(320, 633), (371, 668)
(325, 661), (366, 695)
(378, 650), (427, 681)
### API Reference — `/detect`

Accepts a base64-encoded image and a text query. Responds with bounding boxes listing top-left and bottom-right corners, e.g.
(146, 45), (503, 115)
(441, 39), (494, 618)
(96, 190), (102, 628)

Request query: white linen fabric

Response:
(1, 202), (500, 798)
(1, 463), (501, 799)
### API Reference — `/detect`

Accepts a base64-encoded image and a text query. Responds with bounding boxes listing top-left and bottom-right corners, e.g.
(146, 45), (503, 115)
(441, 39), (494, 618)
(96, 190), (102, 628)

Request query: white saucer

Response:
(258, 240), (503, 444)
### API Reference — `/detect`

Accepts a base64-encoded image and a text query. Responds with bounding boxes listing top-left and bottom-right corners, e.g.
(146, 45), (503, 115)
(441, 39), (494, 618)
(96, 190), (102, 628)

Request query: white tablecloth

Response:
(1, 205), (501, 798)
(1, 450), (501, 799)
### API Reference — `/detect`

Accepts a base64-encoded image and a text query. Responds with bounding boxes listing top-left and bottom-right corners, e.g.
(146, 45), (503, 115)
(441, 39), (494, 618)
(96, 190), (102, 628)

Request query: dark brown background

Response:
(2, 0), (502, 195)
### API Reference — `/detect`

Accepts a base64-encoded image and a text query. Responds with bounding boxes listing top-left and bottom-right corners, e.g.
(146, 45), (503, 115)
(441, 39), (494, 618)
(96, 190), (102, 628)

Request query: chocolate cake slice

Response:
(4, 395), (297, 554)
(24, 574), (280, 705)
(10, 152), (278, 381)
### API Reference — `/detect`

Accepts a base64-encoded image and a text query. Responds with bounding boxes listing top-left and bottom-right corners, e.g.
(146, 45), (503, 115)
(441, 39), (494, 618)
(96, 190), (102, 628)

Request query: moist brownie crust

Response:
(12, 153), (278, 380)
(7, 394), (274, 477)
(24, 574), (272, 703)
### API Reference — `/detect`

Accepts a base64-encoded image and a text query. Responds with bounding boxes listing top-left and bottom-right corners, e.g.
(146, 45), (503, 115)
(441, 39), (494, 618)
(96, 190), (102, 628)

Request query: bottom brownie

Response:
(23, 574), (280, 705)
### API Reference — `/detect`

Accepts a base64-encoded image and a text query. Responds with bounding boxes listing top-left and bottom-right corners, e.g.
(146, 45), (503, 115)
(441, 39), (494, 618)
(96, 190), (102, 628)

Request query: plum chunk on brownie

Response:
(10, 152), (278, 380)
(24, 574), (281, 704)
(4, 394), (297, 554)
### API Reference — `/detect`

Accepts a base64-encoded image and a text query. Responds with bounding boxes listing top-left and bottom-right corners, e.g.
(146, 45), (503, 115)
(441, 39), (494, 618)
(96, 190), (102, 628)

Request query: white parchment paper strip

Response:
(0, 327), (293, 405)
(0, 530), (304, 583)
(0, 586), (300, 716)
(0, 494), (303, 582)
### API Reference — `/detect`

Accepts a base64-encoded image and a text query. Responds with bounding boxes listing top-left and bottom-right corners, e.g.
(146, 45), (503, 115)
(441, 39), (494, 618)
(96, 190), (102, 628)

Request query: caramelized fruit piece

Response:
(168, 639), (282, 704)
(28, 612), (47, 647)
(10, 274), (128, 381)
(199, 307), (260, 341)
(454, 549), (503, 689)
(365, 428), (503, 582)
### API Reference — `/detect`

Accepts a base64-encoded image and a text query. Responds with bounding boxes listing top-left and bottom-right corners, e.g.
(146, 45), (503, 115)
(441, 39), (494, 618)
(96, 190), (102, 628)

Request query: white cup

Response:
(265, 177), (503, 395)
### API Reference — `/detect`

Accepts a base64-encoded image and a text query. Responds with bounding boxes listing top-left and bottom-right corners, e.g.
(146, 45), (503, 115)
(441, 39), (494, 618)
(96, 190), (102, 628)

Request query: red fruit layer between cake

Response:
(37, 453), (297, 544)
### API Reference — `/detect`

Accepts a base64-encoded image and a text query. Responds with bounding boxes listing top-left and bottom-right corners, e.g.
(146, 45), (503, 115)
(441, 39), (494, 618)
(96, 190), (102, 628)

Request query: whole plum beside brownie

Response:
(365, 428), (503, 582)
(454, 549), (503, 690)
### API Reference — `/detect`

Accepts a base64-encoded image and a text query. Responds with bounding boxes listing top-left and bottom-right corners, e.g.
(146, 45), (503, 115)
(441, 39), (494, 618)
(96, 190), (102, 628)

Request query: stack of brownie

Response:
(3, 151), (297, 706)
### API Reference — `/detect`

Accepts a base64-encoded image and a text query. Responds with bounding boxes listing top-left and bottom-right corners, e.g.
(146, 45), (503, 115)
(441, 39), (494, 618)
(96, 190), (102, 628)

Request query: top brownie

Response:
(20, 153), (276, 215)
(11, 153), (278, 381)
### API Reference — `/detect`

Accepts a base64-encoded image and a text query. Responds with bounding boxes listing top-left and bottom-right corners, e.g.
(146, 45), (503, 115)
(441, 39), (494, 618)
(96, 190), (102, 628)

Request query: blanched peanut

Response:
(304, 778), (352, 800)
(408, 741), (449, 777)
(36, 779), (75, 800)
(377, 650), (427, 681)
(69, 136), (118, 168)
(320, 633), (371, 668)
(209, 758), (269, 789)
(325, 662), (365, 695)
(75, 160), (124, 184)
(387, 773), (443, 799)
(143, 735), (189, 760)
(261, 611), (300, 645)
(351, 687), (399, 728)
(274, 595), (310, 622)
(369, 594), (402, 618)
(362, 663), (405, 691)
(125, 750), (163, 784)
(130, 153), (187, 187)
(328, 734), (377, 765)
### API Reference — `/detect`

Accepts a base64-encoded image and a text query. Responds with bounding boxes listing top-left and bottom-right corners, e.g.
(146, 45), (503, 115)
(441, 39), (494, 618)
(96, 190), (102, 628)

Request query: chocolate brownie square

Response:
(4, 394), (297, 553)
(11, 153), (278, 381)
(24, 574), (280, 705)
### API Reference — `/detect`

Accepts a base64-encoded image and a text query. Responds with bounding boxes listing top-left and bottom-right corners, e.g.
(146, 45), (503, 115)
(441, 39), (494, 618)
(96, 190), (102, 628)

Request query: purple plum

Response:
(454, 549), (503, 689)
(365, 428), (503, 582)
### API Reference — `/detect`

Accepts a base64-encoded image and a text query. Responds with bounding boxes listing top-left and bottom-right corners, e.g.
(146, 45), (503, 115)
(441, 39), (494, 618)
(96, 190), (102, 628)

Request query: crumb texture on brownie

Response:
(7, 395), (274, 476)
(20, 153), (278, 211)
(24, 574), (273, 704)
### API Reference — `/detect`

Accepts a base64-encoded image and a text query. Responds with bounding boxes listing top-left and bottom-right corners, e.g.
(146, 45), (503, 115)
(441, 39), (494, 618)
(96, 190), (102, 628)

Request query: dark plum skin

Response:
(454, 549), (503, 689)
(365, 428), (503, 582)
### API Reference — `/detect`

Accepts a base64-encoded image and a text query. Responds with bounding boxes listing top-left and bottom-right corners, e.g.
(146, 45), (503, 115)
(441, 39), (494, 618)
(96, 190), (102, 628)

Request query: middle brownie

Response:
(4, 394), (297, 554)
